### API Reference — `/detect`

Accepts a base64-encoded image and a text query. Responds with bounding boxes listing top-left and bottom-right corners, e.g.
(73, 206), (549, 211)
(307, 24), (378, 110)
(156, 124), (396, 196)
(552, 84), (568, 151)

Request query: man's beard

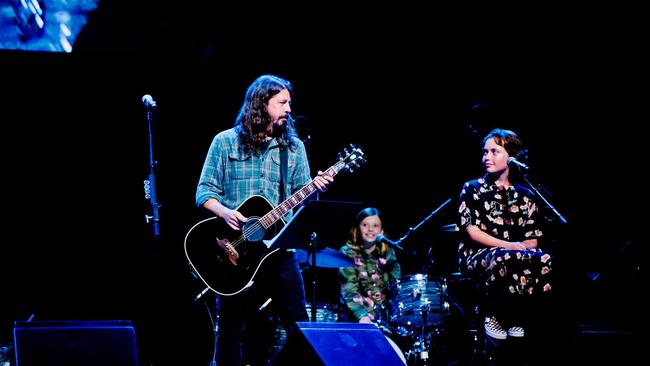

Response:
(270, 119), (286, 138)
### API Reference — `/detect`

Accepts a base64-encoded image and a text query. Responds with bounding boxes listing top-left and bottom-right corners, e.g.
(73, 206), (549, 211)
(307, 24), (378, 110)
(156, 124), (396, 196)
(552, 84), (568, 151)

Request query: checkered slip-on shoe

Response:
(507, 326), (525, 337)
(484, 316), (507, 340)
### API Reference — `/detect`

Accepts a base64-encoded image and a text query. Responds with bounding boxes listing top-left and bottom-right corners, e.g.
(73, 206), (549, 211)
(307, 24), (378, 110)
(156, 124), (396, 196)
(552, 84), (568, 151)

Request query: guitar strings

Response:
(228, 160), (346, 250)
(230, 180), (316, 249)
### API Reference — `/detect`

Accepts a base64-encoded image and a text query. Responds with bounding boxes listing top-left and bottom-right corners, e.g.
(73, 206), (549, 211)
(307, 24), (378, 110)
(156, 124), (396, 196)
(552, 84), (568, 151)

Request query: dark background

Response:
(1, 1), (644, 364)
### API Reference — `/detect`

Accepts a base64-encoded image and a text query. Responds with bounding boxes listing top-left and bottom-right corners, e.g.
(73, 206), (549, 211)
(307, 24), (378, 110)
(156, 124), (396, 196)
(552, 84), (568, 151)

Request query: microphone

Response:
(292, 115), (306, 123)
(375, 234), (405, 251)
(507, 157), (529, 171)
(142, 94), (157, 109)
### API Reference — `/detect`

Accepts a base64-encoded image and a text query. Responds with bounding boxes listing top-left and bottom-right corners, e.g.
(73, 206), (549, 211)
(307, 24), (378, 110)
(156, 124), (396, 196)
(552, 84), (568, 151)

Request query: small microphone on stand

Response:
(375, 234), (405, 252)
(142, 94), (157, 109)
(507, 157), (529, 171)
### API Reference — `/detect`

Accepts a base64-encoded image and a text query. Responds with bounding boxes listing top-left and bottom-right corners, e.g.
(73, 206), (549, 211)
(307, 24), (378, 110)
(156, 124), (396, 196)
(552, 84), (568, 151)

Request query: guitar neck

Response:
(258, 161), (343, 229)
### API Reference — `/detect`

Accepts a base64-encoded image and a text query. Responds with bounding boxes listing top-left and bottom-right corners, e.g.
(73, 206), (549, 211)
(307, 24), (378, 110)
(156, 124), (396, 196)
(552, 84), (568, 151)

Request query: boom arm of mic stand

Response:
(396, 198), (453, 245)
(522, 176), (568, 224)
(389, 240), (406, 252)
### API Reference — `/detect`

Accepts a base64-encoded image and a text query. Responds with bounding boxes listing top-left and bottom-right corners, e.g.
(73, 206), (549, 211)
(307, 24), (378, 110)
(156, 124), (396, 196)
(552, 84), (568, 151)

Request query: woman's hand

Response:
(508, 241), (527, 251)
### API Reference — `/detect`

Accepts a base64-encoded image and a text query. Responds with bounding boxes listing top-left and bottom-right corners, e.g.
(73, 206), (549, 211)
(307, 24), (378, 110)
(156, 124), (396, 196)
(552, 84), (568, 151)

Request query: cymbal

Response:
(296, 247), (355, 268)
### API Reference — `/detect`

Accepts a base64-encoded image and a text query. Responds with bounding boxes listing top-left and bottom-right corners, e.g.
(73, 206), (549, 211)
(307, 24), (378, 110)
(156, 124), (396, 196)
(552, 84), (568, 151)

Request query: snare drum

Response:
(389, 274), (449, 332)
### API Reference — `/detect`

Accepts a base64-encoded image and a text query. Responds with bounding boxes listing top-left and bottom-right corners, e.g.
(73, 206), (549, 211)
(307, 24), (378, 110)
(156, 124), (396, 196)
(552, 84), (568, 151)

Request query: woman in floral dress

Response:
(458, 128), (553, 340)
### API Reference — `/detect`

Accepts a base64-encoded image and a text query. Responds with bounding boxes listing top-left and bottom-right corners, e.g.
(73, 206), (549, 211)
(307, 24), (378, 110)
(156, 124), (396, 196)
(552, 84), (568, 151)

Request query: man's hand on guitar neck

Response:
(313, 170), (333, 192)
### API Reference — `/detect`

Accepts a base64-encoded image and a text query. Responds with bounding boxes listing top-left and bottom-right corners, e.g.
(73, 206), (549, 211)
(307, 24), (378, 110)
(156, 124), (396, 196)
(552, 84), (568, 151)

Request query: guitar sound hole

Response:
(242, 218), (265, 241)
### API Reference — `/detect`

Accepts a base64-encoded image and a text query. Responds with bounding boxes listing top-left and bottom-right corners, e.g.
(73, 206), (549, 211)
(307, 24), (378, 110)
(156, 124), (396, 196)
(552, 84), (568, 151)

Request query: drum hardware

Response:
(305, 302), (339, 323)
(410, 304), (431, 364)
(373, 303), (391, 332)
(387, 275), (452, 365)
(389, 274), (448, 332)
(412, 288), (422, 301)
(273, 302), (341, 354)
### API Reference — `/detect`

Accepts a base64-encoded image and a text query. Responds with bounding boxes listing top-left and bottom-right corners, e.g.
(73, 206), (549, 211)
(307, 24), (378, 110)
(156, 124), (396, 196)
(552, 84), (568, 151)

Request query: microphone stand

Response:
(309, 232), (318, 322)
(521, 174), (568, 224)
(392, 198), (453, 250)
(209, 294), (220, 366)
(143, 105), (161, 238)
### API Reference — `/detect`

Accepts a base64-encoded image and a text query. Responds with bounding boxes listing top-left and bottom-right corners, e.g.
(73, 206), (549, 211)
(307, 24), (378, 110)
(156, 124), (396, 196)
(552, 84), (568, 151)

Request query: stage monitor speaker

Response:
(13, 320), (138, 366)
(272, 322), (405, 366)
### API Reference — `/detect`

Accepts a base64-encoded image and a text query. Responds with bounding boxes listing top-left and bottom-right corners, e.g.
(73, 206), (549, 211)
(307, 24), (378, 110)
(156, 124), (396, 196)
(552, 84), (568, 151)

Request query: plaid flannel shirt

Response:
(196, 128), (311, 217)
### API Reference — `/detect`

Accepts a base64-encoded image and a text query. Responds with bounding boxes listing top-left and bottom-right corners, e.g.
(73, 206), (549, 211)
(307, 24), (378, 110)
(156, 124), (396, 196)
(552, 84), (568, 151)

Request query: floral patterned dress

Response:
(458, 176), (553, 298)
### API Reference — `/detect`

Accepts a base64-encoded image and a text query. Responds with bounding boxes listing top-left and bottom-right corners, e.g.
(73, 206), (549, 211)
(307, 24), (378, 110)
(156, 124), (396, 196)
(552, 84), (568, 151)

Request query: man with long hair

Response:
(196, 74), (332, 365)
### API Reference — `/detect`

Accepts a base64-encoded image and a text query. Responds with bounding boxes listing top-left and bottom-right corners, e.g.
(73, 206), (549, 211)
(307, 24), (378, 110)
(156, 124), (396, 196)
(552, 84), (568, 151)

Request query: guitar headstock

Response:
(337, 144), (367, 173)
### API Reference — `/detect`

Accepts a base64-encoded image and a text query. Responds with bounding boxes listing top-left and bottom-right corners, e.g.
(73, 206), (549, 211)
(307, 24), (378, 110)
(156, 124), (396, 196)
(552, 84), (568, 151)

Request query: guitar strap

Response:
(280, 147), (288, 201)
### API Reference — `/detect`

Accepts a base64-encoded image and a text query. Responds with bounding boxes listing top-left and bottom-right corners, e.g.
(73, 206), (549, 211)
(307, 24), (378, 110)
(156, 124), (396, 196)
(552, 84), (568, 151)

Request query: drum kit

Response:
(272, 274), (449, 365)
(275, 200), (457, 365)
(298, 257), (450, 365)
(284, 241), (450, 365)
(381, 273), (450, 365)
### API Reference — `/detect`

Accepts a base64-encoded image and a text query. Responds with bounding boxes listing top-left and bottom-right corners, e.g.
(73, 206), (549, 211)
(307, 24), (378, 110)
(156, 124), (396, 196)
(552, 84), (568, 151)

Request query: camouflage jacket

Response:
(339, 242), (401, 321)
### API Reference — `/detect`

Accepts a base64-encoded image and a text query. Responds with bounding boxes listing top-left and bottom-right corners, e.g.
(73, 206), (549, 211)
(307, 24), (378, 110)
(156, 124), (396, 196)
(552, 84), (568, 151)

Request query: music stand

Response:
(269, 199), (363, 321)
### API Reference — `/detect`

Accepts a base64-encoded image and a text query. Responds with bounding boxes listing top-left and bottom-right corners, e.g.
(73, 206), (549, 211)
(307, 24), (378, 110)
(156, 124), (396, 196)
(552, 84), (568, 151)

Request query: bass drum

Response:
(388, 274), (449, 334)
